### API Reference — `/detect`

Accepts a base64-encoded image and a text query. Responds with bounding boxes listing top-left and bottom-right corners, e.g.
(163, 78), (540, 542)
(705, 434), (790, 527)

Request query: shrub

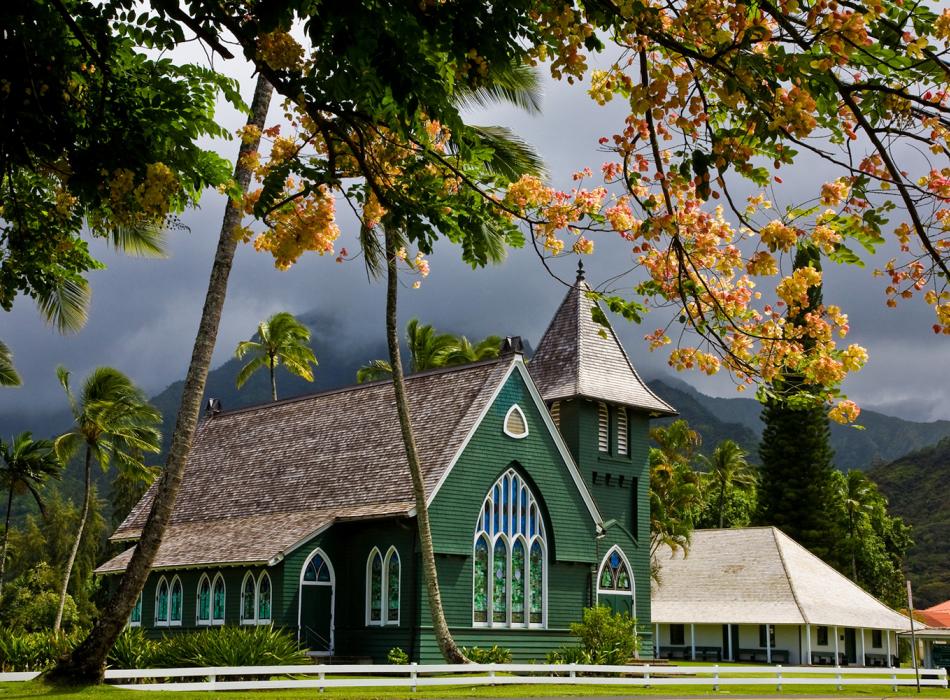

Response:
(108, 627), (160, 670)
(461, 645), (512, 664)
(0, 629), (81, 671)
(152, 626), (310, 668)
(387, 647), (410, 665)
(548, 606), (640, 666)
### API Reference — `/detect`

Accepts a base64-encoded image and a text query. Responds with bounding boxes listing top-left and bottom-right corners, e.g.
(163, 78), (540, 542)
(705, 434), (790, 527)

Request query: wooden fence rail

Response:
(1, 663), (946, 692)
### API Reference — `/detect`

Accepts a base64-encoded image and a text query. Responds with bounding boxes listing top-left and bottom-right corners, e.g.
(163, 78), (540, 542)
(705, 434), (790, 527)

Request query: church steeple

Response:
(528, 266), (676, 416)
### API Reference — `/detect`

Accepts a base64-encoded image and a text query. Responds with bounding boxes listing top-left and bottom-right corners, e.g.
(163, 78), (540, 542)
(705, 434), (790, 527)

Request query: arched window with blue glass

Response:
(473, 468), (547, 628)
(596, 545), (635, 616)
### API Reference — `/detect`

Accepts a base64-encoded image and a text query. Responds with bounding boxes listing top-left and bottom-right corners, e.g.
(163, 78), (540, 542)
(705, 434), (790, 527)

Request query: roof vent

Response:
(501, 336), (523, 354)
(576, 260), (586, 283)
(205, 398), (222, 418)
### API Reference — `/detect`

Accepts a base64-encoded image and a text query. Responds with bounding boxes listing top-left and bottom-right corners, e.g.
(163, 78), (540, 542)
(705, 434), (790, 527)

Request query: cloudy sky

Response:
(2, 46), (947, 423)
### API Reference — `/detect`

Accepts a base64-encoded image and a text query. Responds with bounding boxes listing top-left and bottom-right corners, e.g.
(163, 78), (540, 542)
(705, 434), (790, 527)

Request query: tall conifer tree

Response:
(757, 244), (841, 561)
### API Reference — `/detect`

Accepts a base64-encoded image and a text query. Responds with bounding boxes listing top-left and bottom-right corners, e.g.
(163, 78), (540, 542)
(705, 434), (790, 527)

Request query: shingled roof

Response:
(97, 357), (512, 573)
(652, 527), (911, 630)
(528, 269), (675, 415)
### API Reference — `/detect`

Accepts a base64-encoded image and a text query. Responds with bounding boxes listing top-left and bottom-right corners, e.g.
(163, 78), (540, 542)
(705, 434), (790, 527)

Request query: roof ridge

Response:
(771, 526), (809, 624)
(771, 526), (909, 621)
(205, 355), (510, 420)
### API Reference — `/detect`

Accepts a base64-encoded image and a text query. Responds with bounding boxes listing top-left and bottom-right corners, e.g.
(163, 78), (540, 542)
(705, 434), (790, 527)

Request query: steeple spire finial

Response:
(576, 260), (586, 283)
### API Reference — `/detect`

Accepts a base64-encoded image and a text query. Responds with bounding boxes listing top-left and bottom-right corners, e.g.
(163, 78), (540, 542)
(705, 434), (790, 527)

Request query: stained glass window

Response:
(304, 554), (331, 583)
(529, 541), (543, 623)
(212, 575), (226, 623)
(197, 576), (211, 624)
(598, 547), (634, 593)
(170, 577), (183, 624)
(155, 578), (169, 624)
(511, 540), (526, 624)
(257, 573), (272, 621)
(241, 573), (256, 623)
(387, 550), (400, 624)
(130, 593), (142, 625)
(474, 469), (547, 627)
(493, 539), (508, 623)
(369, 550), (383, 623)
(474, 536), (489, 623)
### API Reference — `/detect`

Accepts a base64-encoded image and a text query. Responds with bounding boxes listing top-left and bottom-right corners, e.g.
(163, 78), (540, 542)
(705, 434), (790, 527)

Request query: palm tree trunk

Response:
(269, 356), (277, 401)
(54, 446), (92, 631)
(850, 513), (857, 582)
(384, 228), (466, 664)
(718, 480), (726, 529)
(48, 75), (274, 684)
(0, 486), (14, 598)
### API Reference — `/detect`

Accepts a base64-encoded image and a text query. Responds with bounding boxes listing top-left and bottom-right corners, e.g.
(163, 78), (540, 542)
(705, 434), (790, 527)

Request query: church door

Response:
(299, 549), (335, 655)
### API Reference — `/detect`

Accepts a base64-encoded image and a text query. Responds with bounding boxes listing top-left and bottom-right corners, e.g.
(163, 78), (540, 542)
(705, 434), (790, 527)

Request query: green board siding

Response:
(428, 368), (599, 563)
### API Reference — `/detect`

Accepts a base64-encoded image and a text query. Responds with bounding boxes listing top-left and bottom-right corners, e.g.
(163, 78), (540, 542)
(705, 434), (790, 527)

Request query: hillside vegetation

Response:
(869, 437), (950, 608)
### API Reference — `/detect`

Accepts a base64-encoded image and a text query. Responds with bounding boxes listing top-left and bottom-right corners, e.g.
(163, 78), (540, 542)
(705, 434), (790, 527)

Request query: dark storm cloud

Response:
(1, 51), (946, 423)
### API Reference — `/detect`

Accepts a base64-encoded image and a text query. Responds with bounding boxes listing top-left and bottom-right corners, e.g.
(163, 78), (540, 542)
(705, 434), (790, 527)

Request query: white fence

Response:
(1, 663), (946, 692)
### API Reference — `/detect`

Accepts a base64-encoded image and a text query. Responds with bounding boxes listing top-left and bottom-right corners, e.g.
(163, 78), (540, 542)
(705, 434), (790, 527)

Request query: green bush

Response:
(387, 647), (410, 665)
(108, 627), (160, 670)
(0, 563), (79, 631)
(0, 628), (81, 671)
(461, 645), (512, 664)
(548, 606), (640, 666)
(151, 626), (310, 668)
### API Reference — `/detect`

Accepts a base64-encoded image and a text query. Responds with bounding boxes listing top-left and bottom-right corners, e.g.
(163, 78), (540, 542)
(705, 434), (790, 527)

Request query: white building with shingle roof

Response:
(652, 527), (912, 666)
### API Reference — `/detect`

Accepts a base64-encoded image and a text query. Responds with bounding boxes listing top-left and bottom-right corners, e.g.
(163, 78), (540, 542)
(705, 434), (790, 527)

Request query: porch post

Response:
(805, 623), (812, 665)
(886, 630), (892, 666)
(691, 623), (696, 661)
(860, 628), (866, 667)
(766, 624), (772, 664)
(728, 623), (733, 662)
(834, 626), (840, 666)
(655, 623), (660, 658)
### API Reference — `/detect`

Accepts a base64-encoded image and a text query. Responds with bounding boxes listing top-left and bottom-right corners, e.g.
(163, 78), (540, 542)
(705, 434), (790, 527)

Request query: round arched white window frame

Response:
(503, 404), (529, 439)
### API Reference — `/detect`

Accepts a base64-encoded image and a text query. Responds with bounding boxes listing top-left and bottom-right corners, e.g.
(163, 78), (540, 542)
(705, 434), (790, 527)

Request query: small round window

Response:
(504, 405), (529, 439)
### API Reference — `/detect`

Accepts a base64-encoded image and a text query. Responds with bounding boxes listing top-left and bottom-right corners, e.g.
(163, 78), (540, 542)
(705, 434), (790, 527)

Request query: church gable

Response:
(427, 360), (602, 563)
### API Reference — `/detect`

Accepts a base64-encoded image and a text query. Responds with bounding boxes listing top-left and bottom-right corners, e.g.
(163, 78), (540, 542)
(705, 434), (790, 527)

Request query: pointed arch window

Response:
(366, 546), (401, 626)
(598, 402), (609, 453)
(169, 576), (183, 626)
(304, 553), (332, 583)
(257, 572), (272, 623)
(617, 407), (628, 455)
(473, 468), (547, 628)
(197, 574), (212, 625)
(212, 573), (226, 624)
(155, 577), (169, 626)
(241, 572), (257, 624)
(129, 593), (142, 627)
(504, 405), (529, 439)
(597, 546), (635, 603)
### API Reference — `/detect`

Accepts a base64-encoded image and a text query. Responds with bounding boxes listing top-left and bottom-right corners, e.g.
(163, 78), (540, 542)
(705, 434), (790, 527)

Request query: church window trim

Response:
(211, 573), (226, 625)
(154, 576), (169, 626)
(240, 571), (257, 625)
(129, 592), (142, 627)
(169, 575), (183, 626)
(472, 468), (547, 629)
(197, 573), (212, 626)
(366, 546), (401, 626)
(257, 572), (272, 624)
(596, 546), (636, 607)
(503, 404), (529, 439)
(598, 402), (609, 453)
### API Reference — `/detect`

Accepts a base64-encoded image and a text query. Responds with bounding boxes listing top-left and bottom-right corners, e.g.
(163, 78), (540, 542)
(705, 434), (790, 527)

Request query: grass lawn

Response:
(2, 681), (949, 700)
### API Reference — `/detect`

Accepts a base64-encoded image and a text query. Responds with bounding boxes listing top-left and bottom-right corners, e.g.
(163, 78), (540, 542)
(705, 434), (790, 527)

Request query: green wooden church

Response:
(98, 270), (676, 662)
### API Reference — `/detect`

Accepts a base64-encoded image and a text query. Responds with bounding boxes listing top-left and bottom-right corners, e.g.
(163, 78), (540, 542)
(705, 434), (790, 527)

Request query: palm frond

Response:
(357, 360), (393, 383)
(234, 340), (265, 359)
(36, 277), (90, 333)
(109, 221), (168, 258)
(236, 354), (268, 388)
(0, 340), (21, 387)
(470, 124), (546, 180)
(457, 62), (543, 115)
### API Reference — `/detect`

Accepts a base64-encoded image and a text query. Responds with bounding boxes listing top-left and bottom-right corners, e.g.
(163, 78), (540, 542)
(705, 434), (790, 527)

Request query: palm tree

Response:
(0, 432), (62, 597)
(235, 311), (318, 401)
(649, 420), (703, 577)
(698, 439), (756, 528)
(52, 366), (162, 631)
(843, 469), (875, 582)
(50, 76), (274, 682)
(0, 341), (20, 387)
(357, 320), (501, 383)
